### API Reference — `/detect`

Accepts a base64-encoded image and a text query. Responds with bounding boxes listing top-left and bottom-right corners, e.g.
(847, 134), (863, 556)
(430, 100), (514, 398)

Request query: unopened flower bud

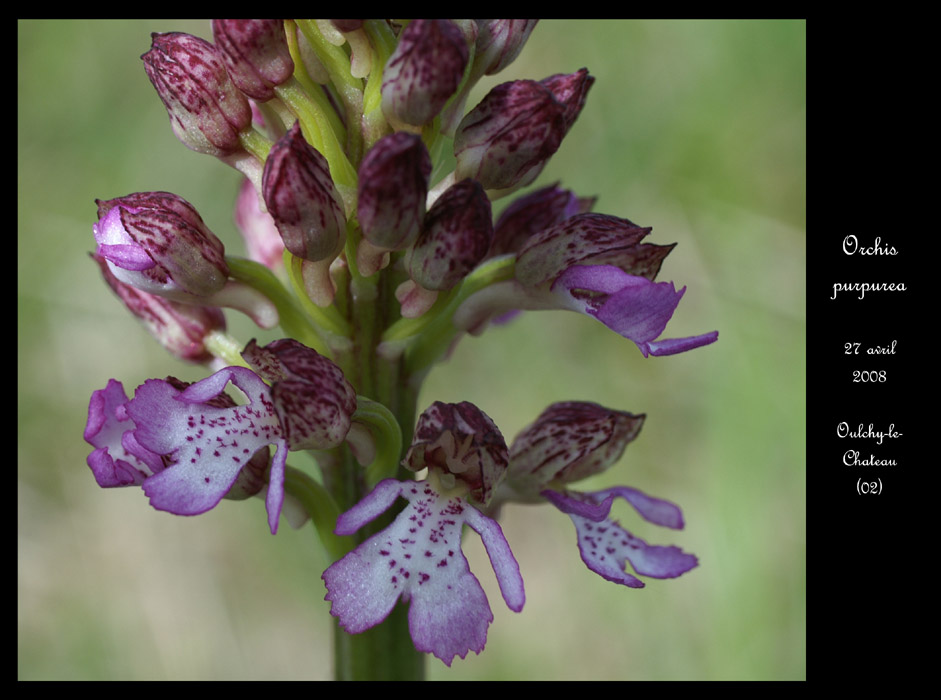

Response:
(356, 133), (431, 272)
(490, 183), (595, 257)
(142, 32), (252, 157)
(507, 402), (646, 497)
(94, 253), (226, 363)
(381, 19), (469, 127)
(262, 123), (347, 263)
(404, 401), (509, 506)
(473, 20), (538, 76)
(408, 179), (493, 291)
(454, 79), (567, 191)
(211, 20), (295, 102)
(242, 339), (357, 451)
(93, 191), (229, 299)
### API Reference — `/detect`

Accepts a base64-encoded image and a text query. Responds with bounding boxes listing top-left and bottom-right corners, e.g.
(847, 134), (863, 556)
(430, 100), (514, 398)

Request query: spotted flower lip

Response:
(541, 487), (698, 587)
(84, 367), (289, 534)
(323, 400), (522, 665)
(322, 475), (525, 666)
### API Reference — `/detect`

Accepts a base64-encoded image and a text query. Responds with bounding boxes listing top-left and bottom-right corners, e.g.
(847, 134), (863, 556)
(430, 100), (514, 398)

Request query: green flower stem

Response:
(283, 465), (345, 561)
(204, 330), (252, 368)
(238, 127), (274, 162)
(360, 20), (396, 150)
(282, 20), (348, 145)
(401, 256), (517, 376)
(283, 250), (351, 338)
(295, 19), (365, 167)
(274, 78), (357, 190)
(225, 256), (330, 356)
(351, 396), (403, 488)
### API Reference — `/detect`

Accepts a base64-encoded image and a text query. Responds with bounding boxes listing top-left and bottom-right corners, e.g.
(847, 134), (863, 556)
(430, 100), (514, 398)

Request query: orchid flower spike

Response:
(323, 401), (525, 666)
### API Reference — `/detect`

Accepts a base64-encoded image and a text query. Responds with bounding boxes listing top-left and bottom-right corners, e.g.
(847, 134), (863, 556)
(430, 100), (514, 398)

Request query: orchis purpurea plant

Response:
(83, 19), (717, 680)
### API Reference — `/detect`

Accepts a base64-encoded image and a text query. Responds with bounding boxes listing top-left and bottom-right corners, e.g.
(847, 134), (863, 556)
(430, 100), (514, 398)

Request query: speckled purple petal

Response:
(242, 338), (357, 451)
(508, 401), (645, 494)
(543, 488), (697, 586)
(323, 478), (524, 665)
(126, 366), (288, 532)
(515, 213), (653, 288)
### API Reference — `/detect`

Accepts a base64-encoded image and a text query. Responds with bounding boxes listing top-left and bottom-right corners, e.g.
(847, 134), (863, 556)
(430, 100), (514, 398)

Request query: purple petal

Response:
(323, 478), (522, 665)
(569, 514), (698, 585)
(334, 479), (405, 535)
(464, 506), (525, 612)
(84, 380), (162, 487)
(553, 265), (717, 358)
(645, 331), (720, 357)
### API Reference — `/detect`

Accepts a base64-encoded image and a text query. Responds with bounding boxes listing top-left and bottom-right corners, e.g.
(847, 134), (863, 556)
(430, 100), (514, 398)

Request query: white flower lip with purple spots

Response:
(322, 476), (525, 666)
(541, 488), (697, 587)
(85, 366), (290, 534)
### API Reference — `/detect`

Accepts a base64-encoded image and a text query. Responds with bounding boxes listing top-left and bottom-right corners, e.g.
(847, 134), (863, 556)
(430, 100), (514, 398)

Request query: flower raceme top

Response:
(84, 20), (714, 675)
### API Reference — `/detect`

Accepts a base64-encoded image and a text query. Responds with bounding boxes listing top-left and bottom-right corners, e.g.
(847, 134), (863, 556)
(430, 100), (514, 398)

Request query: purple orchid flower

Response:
(322, 401), (525, 666)
(501, 401), (698, 587)
(455, 212), (718, 357)
(85, 366), (289, 533)
(84, 339), (357, 534)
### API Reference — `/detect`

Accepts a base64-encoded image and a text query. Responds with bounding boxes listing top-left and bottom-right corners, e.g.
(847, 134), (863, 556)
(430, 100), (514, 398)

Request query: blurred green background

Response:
(18, 20), (805, 680)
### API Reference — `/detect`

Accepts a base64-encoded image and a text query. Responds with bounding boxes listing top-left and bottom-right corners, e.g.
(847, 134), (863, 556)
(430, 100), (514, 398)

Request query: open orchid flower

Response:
(499, 401), (698, 587)
(323, 402), (525, 666)
(455, 212), (718, 356)
(85, 366), (289, 533)
(84, 340), (358, 534)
